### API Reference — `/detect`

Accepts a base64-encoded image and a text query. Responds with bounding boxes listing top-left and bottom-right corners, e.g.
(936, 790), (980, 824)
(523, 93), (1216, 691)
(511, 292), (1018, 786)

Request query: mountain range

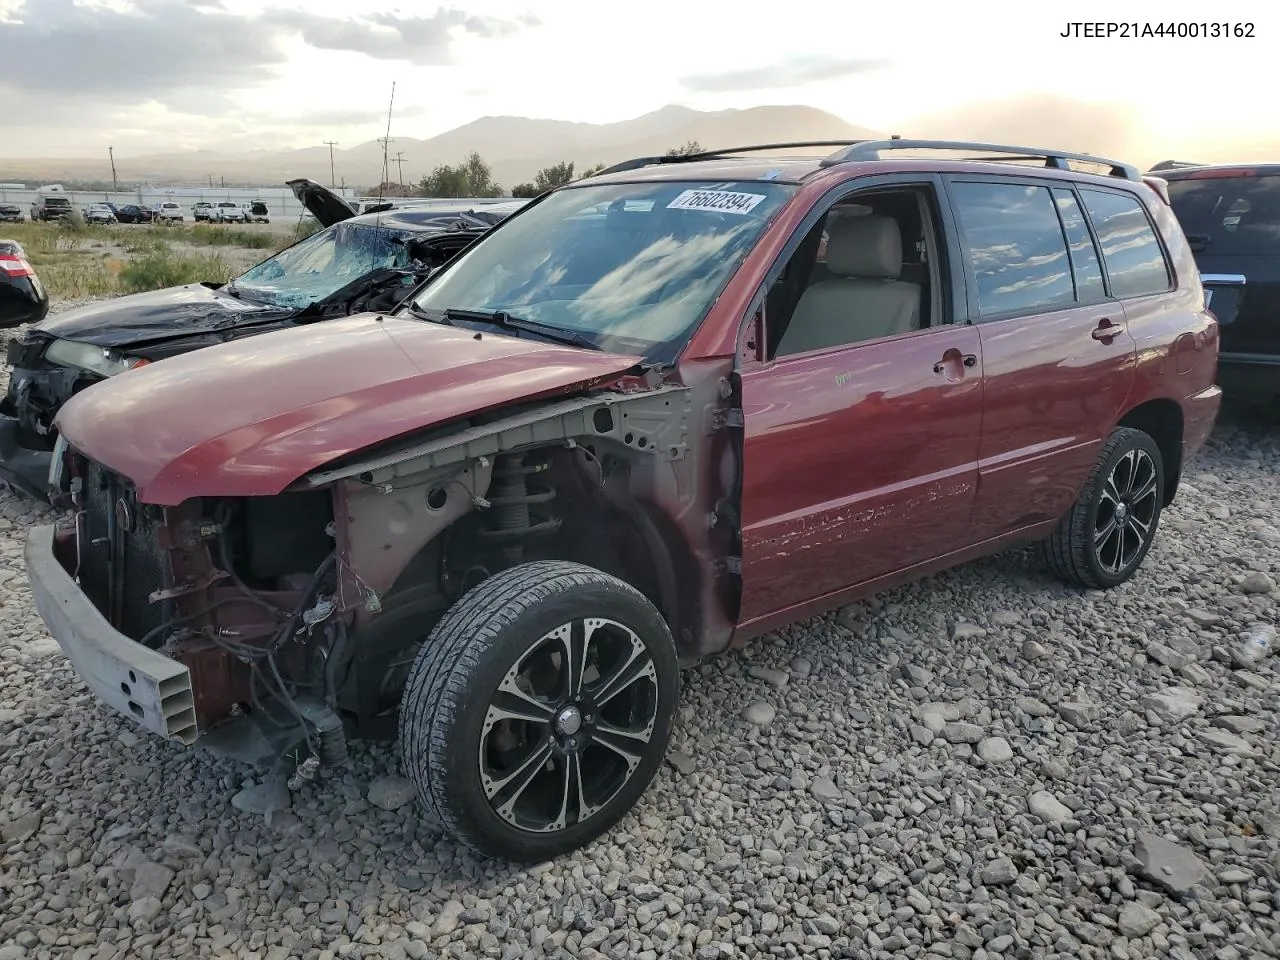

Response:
(1, 99), (1273, 189)
(0, 105), (878, 189)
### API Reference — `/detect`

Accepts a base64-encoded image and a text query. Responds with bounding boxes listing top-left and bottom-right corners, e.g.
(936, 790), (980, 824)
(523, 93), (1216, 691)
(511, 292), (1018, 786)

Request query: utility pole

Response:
(323, 140), (338, 187)
(376, 136), (396, 187)
(108, 145), (118, 193)
(392, 151), (406, 187)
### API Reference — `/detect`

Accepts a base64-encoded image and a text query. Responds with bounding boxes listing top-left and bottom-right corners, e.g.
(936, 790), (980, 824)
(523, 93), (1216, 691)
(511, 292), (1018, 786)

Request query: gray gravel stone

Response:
(367, 774), (416, 810)
(980, 858), (1018, 885)
(231, 778), (291, 814)
(1238, 571), (1276, 594)
(977, 737), (1013, 763)
(1028, 790), (1074, 824)
(747, 664), (788, 688)
(1143, 686), (1203, 724)
(1118, 902), (1162, 938)
(1134, 832), (1213, 896)
(1212, 714), (1266, 734)
(943, 721), (984, 744)
(743, 701), (775, 726)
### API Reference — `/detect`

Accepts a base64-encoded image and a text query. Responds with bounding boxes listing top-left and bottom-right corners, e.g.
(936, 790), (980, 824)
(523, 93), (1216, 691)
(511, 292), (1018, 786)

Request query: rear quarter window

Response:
(1078, 189), (1172, 298)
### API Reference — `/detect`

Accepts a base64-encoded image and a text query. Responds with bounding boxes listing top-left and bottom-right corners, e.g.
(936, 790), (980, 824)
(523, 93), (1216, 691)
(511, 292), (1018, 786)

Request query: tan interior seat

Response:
(776, 215), (921, 356)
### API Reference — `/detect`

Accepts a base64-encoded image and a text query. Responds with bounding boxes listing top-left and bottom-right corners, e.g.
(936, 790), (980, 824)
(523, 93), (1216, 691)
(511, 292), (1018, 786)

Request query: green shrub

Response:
(120, 250), (235, 293)
(189, 224), (277, 249)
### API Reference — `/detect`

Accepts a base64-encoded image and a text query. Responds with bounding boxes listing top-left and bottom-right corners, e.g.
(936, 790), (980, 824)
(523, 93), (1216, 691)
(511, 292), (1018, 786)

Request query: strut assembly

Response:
(478, 452), (562, 563)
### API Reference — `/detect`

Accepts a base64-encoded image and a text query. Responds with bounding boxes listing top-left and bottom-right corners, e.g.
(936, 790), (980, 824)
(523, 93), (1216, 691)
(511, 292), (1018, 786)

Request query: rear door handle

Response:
(1092, 318), (1127, 341)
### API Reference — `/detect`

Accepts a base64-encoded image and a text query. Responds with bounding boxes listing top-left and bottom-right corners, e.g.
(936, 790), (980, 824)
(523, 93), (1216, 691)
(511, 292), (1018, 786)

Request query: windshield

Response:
(404, 180), (796, 361)
(1168, 174), (1280, 257)
(233, 220), (415, 309)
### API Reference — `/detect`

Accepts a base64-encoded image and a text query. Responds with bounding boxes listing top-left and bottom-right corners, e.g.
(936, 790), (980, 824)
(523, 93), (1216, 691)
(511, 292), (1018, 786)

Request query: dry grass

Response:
(0, 221), (275, 299)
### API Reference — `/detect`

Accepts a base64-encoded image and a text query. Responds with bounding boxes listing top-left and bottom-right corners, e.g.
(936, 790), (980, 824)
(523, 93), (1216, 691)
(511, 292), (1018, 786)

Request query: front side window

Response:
(405, 180), (797, 361)
(950, 182), (1075, 319)
(233, 221), (412, 309)
(1079, 189), (1172, 298)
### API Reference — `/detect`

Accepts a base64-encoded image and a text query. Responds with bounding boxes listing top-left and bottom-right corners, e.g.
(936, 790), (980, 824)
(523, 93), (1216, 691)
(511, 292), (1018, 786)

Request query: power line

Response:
(392, 151), (407, 187)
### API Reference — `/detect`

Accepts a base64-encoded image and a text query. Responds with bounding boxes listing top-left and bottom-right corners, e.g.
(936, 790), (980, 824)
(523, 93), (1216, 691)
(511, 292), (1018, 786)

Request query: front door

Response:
(735, 180), (984, 623)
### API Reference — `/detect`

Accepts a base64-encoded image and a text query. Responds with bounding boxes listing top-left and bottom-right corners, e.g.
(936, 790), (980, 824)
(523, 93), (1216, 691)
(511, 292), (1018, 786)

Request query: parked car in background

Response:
(0, 203), (24, 223)
(193, 201), (214, 221)
(22, 140), (1219, 862)
(243, 200), (270, 223)
(155, 202), (184, 223)
(213, 201), (247, 223)
(114, 204), (154, 224)
(83, 203), (116, 225)
(1150, 161), (1280, 405)
(0, 239), (49, 329)
(30, 195), (74, 222)
(0, 181), (525, 498)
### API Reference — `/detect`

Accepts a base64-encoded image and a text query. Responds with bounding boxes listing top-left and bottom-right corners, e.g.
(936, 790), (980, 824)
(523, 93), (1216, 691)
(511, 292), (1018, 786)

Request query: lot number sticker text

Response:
(667, 189), (767, 215)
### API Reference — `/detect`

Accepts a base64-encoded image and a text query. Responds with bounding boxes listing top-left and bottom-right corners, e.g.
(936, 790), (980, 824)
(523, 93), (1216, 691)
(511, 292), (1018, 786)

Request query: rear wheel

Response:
(398, 561), (678, 862)
(1040, 426), (1165, 589)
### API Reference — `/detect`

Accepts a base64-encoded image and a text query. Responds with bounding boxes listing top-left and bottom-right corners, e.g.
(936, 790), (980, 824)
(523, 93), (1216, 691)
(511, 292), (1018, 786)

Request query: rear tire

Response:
(398, 561), (679, 862)
(1040, 426), (1165, 589)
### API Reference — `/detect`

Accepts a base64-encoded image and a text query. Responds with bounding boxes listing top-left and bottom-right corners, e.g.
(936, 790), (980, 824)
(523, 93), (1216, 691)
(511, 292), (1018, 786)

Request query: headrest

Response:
(826, 214), (903, 280)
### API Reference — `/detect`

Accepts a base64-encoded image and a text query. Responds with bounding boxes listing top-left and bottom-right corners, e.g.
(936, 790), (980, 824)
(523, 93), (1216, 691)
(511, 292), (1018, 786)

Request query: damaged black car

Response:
(0, 181), (528, 499)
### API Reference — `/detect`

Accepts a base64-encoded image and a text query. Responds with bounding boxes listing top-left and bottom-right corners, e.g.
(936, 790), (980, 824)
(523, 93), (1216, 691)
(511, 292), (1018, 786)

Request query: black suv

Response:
(1152, 161), (1280, 405)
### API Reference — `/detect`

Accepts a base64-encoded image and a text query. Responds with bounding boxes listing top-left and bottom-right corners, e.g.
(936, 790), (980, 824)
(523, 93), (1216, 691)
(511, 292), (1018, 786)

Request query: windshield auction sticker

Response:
(667, 189), (767, 215)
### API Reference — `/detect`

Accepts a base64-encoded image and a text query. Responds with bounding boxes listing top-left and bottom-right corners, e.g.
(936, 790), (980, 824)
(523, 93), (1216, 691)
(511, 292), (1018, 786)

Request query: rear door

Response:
(1166, 171), (1280, 359)
(945, 177), (1142, 539)
(737, 175), (984, 622)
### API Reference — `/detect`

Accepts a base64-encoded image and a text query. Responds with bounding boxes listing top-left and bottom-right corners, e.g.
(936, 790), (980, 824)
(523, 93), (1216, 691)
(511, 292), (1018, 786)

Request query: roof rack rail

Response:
(819, 139), (1141, 180)
(592, 140), (887, 178)
(1147, 160), (1205, 172)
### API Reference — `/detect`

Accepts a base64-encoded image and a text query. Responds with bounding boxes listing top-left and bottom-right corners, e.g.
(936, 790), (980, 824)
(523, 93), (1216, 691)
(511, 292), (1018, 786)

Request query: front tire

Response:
(398, 561), (679, 862)
(1040, 426), (1165, 589)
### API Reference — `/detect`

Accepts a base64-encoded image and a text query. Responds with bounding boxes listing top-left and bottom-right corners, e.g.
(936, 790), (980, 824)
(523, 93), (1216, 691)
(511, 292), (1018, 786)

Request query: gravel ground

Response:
(1, 301), (1278, 960)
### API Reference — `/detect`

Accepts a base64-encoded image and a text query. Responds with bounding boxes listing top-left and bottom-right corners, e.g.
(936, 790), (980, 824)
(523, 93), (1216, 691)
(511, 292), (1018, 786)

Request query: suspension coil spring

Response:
(478, 453), (562, 560)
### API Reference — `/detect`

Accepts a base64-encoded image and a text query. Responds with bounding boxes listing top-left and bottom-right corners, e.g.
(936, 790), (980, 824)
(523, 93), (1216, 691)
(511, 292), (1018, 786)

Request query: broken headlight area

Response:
(60, 455), (353, 765)
(44, 338), (150, 379)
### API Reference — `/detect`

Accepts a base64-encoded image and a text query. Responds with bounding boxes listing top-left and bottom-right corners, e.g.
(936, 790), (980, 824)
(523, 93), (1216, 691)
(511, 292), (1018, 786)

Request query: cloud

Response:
(263, 8), (538, 65)
(0, 1), (538, 106)
(681, 56), (889, 93)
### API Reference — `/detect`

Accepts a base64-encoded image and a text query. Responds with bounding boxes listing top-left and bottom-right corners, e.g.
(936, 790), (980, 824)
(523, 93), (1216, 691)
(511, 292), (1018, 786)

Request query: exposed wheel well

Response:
(1118, 399), (1183, 505)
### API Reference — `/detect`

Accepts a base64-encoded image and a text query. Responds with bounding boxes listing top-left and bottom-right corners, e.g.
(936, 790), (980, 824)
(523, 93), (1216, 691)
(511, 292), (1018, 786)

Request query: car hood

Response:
(55, 313), (643, 505)
(288, 178), (358, 227)
(29, 283), (291, 349)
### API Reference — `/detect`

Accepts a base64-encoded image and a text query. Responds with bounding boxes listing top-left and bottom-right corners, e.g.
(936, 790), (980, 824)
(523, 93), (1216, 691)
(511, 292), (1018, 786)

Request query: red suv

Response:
(24, 140), (1220, 862)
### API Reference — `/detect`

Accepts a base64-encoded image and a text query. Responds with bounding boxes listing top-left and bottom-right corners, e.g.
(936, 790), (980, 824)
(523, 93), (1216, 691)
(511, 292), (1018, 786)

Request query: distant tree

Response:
(578, 163), (607, 179)
(665, 140), (703, 157)
(418, 152), (503, 198)
(370, 181), (416, 197)
(534, 161), (575, 192)
(511, 183), (539, 198)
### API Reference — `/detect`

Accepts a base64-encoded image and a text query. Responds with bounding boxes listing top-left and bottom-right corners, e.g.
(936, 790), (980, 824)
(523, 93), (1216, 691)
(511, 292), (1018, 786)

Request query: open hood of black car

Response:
(287, 178), (358, 227)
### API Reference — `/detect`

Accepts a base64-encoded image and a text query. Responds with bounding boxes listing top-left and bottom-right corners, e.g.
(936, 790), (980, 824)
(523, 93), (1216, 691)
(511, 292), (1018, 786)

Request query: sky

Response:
(0, 0), (1274, 160)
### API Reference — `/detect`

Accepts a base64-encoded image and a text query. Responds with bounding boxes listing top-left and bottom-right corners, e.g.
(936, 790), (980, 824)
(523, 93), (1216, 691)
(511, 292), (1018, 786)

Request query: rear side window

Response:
(1079, 189), (1172, 298)
(1166, 174), (1280, 257)
(1052, 189), (1106, 303)
(950, 182), (1074, 318)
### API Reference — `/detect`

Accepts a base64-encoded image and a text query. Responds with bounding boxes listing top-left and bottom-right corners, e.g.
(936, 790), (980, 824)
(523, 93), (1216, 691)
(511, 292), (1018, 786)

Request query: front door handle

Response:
(933, 349), (979, 376)
(1092, 318), (1127, 342)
